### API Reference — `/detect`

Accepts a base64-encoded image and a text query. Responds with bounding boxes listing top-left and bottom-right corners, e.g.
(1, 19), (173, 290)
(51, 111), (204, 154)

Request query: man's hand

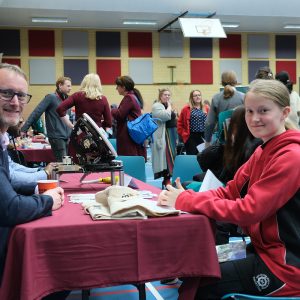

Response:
(44, 163), (55, 179)
(157, 177), (184, 207)
(43, 187), (64, 210)
(20, 131), (27, 138)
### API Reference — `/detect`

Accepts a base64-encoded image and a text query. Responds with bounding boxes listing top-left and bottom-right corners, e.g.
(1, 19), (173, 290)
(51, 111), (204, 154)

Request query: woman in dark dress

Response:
(111, 76), (146, 160)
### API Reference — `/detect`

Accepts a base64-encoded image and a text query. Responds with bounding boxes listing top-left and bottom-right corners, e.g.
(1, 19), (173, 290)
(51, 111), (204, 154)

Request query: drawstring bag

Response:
(127, 113), (159, 145)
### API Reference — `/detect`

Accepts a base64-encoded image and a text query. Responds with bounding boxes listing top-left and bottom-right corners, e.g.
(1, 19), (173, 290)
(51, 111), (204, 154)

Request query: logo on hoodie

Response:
(253, 274), (270, 291)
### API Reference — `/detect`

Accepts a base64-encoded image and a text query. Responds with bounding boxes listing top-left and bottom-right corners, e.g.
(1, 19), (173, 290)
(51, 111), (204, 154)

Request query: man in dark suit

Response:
(0, 63), (67, 299)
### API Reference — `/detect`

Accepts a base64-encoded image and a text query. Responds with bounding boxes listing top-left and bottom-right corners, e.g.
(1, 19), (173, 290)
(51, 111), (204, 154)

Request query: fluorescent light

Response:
(284, 24), (300, 29)
(122, 20), (157, 26)
(32, 17), (68, 24)
(221, 23), (239, 28)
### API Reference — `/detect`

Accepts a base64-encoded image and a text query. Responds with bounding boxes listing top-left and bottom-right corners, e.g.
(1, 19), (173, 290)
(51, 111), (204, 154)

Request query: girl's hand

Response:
(157, 178), (184, 207)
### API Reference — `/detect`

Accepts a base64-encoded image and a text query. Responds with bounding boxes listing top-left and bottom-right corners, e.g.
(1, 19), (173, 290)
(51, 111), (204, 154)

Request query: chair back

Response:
(217, 109), (234, 144)
(172, 155), (202, 184)
(108, 138), (117, 151)
(116, 155), (146, 182)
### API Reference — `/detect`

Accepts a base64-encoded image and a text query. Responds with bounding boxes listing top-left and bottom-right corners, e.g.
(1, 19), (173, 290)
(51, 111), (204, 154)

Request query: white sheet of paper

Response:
(199, 169), (224, 192)
(123, 174), (132, 187)
(196, 143), (205, 153)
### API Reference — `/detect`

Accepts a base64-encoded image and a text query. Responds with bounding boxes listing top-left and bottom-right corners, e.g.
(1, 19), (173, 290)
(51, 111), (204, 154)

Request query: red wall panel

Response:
(191, 60), (213, 84)
(128, 32), (152, 57)
(219, 34), (241, 58)
(96, 59), (121, 84)
(2, 58), (21, 67)
(276, 61), (297, 83)
(29, 30), (55, 56)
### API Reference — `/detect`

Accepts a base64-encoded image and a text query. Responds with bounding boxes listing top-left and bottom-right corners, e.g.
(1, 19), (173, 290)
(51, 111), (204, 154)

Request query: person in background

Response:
(164, 90), (178, 178)
(203, 99), (211, 114)
(109, 103), (118, 138)
(32, 117), (45, 136)
(177, 89), (207, 154)
(151, 88), (176, 187)
(192, 105), (263, 245)
(158, 79), (300, 298)
(7, 122), (54, 190)
(21, 76), (72, 162)
(195, 106), (262, 185)
(111, 75), (146, 160)
(255, 66), (274, 80)
(56, 73), (111, 130)
(0, 63), (67, 300)
(56, 73), (112, 162)
(204, 70), (244, 146)
(275, 70), (300, 128)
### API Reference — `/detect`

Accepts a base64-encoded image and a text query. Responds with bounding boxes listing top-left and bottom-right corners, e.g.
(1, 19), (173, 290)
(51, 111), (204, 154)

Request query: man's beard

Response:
(0, 116), (20, 132)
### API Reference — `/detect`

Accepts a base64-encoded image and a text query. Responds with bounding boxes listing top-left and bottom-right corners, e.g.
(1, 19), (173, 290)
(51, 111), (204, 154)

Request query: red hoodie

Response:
(176, 130), (300, 295)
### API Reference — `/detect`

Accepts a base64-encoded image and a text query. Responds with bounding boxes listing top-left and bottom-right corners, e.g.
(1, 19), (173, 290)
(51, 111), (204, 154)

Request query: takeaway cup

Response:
(37, 180), (59, 194)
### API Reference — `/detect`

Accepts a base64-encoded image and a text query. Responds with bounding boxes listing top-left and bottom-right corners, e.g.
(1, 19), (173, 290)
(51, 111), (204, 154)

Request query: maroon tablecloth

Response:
(18, 147), (56, 163)
(0, 173), (220, 300)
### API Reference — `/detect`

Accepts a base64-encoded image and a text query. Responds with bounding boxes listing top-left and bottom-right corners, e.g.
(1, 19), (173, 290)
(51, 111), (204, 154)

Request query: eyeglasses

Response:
(193, 94), (202, 97)
(0, 88), (32, 104)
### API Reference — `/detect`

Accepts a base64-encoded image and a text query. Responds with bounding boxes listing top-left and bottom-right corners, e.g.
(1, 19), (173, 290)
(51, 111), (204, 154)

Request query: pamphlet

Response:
(196, 142), (205, 153)
(199, 169), (224, 192)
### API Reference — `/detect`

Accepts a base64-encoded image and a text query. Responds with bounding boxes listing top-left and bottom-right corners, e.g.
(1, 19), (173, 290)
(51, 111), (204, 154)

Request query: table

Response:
(18, 147), (56, 163)
(0, 173), (221, 300)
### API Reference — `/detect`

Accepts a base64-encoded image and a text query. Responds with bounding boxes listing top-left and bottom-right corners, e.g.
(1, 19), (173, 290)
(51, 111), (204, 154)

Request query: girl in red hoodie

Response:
(158, 79), (300, 298)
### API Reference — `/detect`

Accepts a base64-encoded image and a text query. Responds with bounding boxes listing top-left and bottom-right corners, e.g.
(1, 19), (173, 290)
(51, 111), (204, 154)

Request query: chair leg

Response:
(81, 289), (90, 300)
(134, 283), (146, 300)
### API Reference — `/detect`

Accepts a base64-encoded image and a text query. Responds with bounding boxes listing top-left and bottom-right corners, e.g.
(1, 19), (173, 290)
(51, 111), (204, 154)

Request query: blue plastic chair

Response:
(172, 155), (202, 184)
(222, 293), (300, 300)
(217, 109), (234, 144)
(108, 138), (117, 151)
(116, 155), (146, 182)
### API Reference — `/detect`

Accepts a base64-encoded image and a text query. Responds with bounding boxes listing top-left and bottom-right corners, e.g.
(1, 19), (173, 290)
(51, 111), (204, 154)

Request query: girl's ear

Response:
(282, 106), (291, 120)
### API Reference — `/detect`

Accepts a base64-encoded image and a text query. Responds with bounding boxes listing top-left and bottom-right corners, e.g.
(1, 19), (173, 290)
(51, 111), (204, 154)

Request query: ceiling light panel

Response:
(122, 20), (157, 26)
(284, 24), (300, 29)
(221, 23), (239, 28)
(32, 17), (68, 23)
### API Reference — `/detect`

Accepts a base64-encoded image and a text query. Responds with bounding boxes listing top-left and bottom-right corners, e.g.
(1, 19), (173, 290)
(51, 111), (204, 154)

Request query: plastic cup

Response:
(37, 180), (59, 194)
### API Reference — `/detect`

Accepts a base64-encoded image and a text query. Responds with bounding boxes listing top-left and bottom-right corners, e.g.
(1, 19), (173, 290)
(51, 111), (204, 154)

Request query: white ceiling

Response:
(1, 0), (300, 33)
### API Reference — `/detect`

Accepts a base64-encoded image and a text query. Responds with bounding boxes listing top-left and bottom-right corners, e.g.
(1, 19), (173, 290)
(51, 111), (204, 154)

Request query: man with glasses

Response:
(0, 63), (69, 299)
(21, 76), (72, 162)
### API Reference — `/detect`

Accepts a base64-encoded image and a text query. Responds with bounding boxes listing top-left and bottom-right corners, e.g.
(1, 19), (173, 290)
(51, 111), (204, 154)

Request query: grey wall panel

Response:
(276, 35), (296, 59)
(63, 31), (88, 57)
(159, 32), (183, 58)
(248, 34), (269, 58)
(29, 59), (55, 84)
(190, 38), (212, 58)
(64, 59), (89, 85)
(128, 59), (153, 84)
(248, 60), (270, 83)
(96, 31), (121, 57)
(219, 60), (242, 84)
(0, 29), (20, 56)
